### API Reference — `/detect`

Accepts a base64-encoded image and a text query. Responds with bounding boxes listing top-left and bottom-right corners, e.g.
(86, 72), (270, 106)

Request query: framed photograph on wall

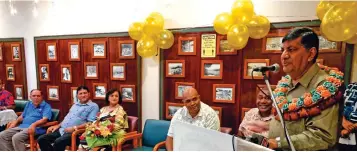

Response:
(175, 82), (195, 99)
(178, 36), (196, 55)
(39, 64), (50, 81)
(110, 63), (126, 81)
(166, 102), (184, 119)
(118, 40), (135, 59)
(61, 64), (72, 83)
(212, 84), (235, 103)
(120, 85), (136, 103)
(262, 33), (285, 54)
(11, 43), (21, 61)
(70, 87), (78, 105)
(68, 41), (80, 61)
(317, 34), (341, 53)
(0, 44), (3, 61)
(84, 62), (98, 79)
(211, 106), (222, 124)
(93, 83), (107, 100)
(243, 59), (270, 79)
(201, 60), (223, 79)
(166, 60), (185, 78)
(241, 107), (251, 121)
(6, 64), (15, 81)
(14, 85), (23, 100)
(46, 43), (57, 61)
(47, 85), (59, 101)
(91, 41), (106, 59)
(256, 84), (276, 97)
(216, 35), (237, 55)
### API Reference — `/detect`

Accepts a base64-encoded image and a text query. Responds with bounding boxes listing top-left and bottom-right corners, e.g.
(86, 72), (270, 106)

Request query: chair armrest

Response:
(117, 133), (143, 150)
(71, 129), (86, 151)
(126, 131), (137, 136)
(153, 141), (166, 151)
(28, 131), (36, 151)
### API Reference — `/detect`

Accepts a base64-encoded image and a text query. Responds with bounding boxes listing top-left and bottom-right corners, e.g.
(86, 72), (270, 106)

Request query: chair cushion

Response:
(130, 146), (166, 151)
(142, 119), (170, 147)
(14, 100), (29, 112)
(127, 116), (138, 132)
(51, 109), (60, 121)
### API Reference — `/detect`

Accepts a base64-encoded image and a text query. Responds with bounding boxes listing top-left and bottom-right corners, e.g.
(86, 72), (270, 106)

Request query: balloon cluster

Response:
(128, 12), (174, 58)
(213, 0), (270, 50)
(317, 1), (357, 43)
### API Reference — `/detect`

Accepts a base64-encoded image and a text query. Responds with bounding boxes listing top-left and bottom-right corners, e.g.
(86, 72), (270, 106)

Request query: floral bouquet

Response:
(80, 114), (126, 148)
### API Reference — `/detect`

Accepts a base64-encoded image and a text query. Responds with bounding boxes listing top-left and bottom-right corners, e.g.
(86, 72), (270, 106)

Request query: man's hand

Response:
(47, 124), (60, 133)
(8, 120), (17, 129)
(28, 124), (36, 134)
(268, 139), (278, 149)
(64, 127), (75, 133)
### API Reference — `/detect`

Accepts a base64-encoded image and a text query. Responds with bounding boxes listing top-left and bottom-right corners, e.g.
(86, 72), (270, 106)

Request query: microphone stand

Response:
(262, 72), (296, 151)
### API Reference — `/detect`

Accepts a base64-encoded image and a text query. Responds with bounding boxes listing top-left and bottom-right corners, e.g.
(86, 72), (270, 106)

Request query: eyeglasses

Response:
(182, 95), (200, 104)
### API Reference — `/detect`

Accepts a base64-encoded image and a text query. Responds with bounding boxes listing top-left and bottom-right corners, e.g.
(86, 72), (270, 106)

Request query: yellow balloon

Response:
(128, 22), (144, 41)
(246, 15), (270, 39)
(231, 0), (254, 24)
(227, 24), (249, 49)
(153, 30), (175, 49)
(143, 12), (165, 36)
(321, 4), (357, 41)
(316, 0), (334, 20)
(137, 36), (158, 57)
(346, 33), (357, 44)
(213, 12), (234, 35)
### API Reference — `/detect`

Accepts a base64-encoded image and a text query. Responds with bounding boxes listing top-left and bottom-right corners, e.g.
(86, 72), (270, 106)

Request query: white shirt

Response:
(167, 102), (220, 137)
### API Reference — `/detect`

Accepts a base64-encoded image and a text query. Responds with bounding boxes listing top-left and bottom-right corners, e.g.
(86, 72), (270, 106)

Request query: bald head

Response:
(182, 88), (199, 100)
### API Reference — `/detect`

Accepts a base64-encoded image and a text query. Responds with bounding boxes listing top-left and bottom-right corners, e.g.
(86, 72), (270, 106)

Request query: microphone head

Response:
(272, 63), (280, 73)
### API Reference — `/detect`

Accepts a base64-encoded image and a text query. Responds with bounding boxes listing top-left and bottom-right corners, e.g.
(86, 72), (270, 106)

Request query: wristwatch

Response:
(73, 126), (78, 131)
(275, 137), (281, 148)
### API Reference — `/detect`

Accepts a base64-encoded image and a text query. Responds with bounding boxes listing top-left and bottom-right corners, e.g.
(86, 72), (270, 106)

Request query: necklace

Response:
(272, 64), (344, 120)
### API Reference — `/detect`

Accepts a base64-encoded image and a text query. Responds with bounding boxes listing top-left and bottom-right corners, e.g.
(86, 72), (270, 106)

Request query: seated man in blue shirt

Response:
(38, 86), (99, 151)
(0, 89), (52, 151)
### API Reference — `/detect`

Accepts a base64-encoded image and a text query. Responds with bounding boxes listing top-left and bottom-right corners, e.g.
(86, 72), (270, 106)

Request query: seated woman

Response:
(238, 87), (273, 138)
(79, 88), (128, 150)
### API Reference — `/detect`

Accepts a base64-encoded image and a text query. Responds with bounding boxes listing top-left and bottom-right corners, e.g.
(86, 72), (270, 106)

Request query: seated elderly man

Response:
(165, 88), (220, 150)
(0, 79), (15, 110)
(0, 89), (52, 151)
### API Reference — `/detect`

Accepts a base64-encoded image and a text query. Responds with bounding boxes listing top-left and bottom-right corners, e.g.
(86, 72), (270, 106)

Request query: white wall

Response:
(0, 0), (320, 128)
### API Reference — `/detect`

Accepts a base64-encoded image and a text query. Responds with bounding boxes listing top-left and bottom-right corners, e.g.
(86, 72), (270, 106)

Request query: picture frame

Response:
(256, 84), (276, 96)
(47, 85), (59, 101)
(39, 64), (50, 81)
(243, 59), (270, 79)
(315, 31), (341, 53)
(14, 85), (24, 100)
(93, 83), (107, 100)
(178, 36), (196, 55)
(118, 40), (135, 59)
(110, 63), (126, 81)
(175, 82), (195, 99)
(262, 33), (285, 54)
(84, 62), (98, 79)
(216, 35), (237, 55)
(241, 107), (251, 121)
(6, 64), (15, 81)
(211, 106), (222, 124)
(68, 41), (80, 61)
(166, 102), (184, 119)
(212, 84), (235, 103)
(91, 41), (106, 59)
(70, 87), (78, 106)
(0, 44), (3, 61)
(60, 64), (72, 83)
(166, 60), (185, 78)
(46, 43), (57, 61)
(120, 85), (136, 103)
(201, 60), (223, 79)
(11, 43), (21, 61)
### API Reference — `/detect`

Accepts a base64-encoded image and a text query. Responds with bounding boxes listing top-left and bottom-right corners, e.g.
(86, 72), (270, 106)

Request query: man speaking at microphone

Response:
(267, 27), (344, 150)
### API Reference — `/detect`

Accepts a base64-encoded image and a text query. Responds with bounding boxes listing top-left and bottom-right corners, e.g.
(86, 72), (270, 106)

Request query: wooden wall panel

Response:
(162, 25), (347, 134)
(36, 35), (141, 124)
(0, 39), (28, 100)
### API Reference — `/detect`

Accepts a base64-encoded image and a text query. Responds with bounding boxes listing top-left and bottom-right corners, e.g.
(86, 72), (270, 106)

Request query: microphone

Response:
(253, 63), (280, 73)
